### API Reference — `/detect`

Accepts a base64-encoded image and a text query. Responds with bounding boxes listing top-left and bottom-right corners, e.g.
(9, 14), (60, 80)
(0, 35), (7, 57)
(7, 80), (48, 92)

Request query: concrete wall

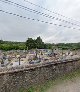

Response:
(0, 59), (80, 92)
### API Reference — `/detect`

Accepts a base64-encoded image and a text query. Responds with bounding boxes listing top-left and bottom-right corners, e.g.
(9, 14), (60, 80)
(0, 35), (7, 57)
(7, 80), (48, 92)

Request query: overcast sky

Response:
(0, 0), (80, 43)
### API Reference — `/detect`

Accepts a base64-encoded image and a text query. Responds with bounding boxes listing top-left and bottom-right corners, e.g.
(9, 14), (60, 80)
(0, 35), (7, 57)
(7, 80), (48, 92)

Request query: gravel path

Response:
(47, 77), (80, 92)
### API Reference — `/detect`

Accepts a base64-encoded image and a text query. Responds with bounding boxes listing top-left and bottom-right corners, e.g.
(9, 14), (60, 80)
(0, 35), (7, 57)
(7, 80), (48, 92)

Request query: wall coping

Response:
(0, 58), (80, 75)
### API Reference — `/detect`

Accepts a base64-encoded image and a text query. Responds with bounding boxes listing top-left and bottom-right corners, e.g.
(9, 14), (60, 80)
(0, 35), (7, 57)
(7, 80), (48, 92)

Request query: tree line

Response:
(0, 37), (80, 51)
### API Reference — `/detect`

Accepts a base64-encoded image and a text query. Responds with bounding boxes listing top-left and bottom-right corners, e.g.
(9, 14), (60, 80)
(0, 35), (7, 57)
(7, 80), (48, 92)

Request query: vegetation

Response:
(25, 36), (46, 49)
(56, 43), (80, 50)
(19, 69), (80, 92)
(0, 37), (80, 50)
(0, 40), (26, 51)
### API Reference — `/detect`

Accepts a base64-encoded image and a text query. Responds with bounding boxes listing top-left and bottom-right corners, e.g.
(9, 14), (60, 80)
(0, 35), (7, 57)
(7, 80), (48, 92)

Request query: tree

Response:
(25, 36), (45, 49)
(35, 36), (44, 49)
(0, 39), (3, 44)
(26, 38), (35, 49)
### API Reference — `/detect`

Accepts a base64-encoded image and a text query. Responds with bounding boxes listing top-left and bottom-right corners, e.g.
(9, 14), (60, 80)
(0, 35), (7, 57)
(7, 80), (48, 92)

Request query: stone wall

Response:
(0, 59), (80, 92)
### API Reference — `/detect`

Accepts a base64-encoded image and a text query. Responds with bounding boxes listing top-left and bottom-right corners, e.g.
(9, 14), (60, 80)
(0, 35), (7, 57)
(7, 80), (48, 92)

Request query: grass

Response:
(19, 69), (80, 92)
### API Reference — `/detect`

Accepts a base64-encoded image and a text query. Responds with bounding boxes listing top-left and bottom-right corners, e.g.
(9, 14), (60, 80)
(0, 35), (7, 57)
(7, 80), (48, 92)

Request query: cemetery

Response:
(0, 48), (79, 68)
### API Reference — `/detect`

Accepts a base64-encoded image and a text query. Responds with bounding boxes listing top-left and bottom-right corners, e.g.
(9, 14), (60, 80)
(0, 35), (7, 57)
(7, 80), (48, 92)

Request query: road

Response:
(47, 77), (80, 92)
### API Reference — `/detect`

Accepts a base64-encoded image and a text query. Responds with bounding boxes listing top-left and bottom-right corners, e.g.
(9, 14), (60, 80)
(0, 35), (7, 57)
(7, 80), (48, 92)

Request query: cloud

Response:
(0, 0), (80, 43)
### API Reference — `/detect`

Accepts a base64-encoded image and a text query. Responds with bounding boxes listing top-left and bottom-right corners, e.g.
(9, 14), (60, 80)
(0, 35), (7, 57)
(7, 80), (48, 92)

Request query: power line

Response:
(0, 0), (80, 27)
(0, 9), (57, 25)
(0, 9), (80, 31)
(24, 0), (80, 26)
(1, 0), (79, 27)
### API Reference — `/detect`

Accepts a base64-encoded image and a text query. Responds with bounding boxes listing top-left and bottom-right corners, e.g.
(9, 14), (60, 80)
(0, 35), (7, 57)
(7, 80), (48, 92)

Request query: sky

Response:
(0, 0), (80, 43)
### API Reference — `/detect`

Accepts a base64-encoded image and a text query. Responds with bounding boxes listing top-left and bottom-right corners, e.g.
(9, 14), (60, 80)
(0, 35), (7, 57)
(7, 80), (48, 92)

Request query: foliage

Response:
(56, 43), (80, 50)
(0, 38), (80, 51)
(26, 36), (45, 49)
(0, 40), (26, 51)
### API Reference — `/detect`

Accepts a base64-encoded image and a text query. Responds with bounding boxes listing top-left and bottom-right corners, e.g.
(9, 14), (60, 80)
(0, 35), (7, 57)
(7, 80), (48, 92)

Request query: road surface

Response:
(47, 77), (80, 92)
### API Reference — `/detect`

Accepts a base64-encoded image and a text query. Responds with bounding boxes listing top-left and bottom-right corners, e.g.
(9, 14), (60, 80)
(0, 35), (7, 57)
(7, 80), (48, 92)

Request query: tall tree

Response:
(26, 36), (45, 49)
(35, 36), (44, 49)
(26, 38), (35, 49)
